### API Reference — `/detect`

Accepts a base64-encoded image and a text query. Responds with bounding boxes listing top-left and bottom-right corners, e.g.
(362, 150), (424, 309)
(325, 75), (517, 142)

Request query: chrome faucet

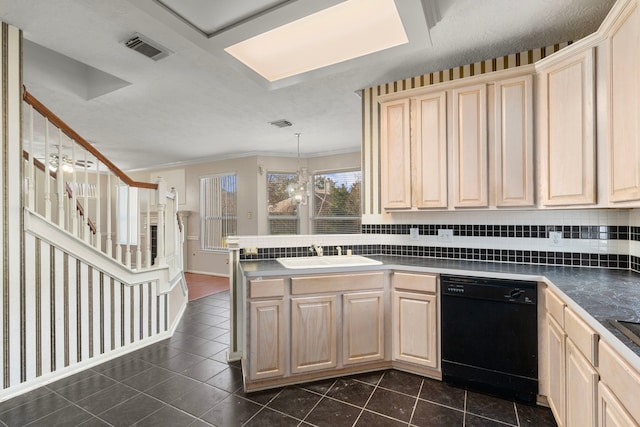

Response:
(309, 244), (324, 256)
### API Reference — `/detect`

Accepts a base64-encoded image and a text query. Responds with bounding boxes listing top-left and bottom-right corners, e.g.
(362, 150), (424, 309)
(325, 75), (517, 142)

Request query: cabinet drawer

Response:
(250, 278), (285, 298)
(393, 272), (437, 293)
(291, 272), (384, 295)
(564, 307), (598, 365)
(545, 289), (566, 327)
(599, 341), (640, 423)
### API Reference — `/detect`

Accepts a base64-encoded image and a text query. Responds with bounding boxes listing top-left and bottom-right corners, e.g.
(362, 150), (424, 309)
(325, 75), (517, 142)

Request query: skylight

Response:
(224, 0), (409, 82)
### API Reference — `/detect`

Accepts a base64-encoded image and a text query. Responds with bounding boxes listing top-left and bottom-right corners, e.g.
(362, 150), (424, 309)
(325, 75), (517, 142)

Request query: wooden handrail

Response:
(23, 150), (56, 179)
(22, 87), (158, 190)
(65, 182), (97, 235)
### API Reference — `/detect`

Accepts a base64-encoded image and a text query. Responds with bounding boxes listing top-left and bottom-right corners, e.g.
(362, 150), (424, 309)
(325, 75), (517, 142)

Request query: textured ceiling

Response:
(0, 0), (616, 171)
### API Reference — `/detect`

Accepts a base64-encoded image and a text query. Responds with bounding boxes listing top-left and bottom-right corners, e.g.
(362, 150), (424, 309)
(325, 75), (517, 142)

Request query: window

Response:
(200, 173), (237, 250)
(312, 170), (361, 234)
(267, 172), (299, 235)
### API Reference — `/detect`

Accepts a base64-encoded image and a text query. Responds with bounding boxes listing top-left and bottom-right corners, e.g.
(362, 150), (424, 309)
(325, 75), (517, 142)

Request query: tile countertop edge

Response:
(239, 256), (640, 371)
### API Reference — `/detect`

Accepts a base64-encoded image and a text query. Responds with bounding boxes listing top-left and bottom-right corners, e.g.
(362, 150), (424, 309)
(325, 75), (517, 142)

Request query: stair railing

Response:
(22, 88), (182, 272)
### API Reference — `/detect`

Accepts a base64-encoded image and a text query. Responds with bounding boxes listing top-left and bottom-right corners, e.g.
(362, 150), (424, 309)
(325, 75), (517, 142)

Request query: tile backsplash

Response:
(237, 209), (640, 273)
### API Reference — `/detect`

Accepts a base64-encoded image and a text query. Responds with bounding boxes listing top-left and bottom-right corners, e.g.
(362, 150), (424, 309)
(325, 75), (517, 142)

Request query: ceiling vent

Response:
(123, 33), (171, 61)
(269, 119), (293, 128)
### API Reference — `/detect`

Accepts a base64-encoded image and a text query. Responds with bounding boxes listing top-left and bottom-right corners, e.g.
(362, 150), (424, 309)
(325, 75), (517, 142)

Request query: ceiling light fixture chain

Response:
(287, 132), (310, 206)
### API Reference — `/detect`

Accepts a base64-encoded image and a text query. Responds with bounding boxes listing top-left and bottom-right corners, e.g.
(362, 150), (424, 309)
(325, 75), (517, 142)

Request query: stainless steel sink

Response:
(276, 255), (382, 269)
(608, 319), (640, 347)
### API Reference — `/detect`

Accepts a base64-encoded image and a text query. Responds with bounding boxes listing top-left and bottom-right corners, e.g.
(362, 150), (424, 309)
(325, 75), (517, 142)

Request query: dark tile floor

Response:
(0, 291), (558, 426)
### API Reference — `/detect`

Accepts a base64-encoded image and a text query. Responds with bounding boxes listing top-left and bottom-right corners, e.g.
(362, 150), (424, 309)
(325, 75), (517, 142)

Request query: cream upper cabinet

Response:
(538, 47), (596, 206)
(603, 0), (640, 203)
(412, 92), (448, 208)
(494, 75), (534, 206)
(380, 98), (412, 209)
(452, 83), (488, 207)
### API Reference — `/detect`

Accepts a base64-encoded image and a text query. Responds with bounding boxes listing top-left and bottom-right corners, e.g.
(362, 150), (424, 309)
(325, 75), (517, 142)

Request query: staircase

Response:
(2, 88), (188, 401)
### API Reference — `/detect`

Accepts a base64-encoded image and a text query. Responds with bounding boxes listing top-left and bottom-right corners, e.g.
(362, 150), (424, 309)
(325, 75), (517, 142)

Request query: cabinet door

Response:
(598, 382), (639, 427)
(606, 0), (640, 202)
(539, 48), (596, 206)
(249, 300), (285, 380)
(380, 99), (412, 209)
(342, 291), (384, 365)
(452, 84), (488, 207)
(566, 338), (598, 427)
(547, 314), (566, 427)
(412, 92), (448, 208)
(291, 295), (337, 374)
(494, 75), (534, 206)
(392, 290), (438, 368)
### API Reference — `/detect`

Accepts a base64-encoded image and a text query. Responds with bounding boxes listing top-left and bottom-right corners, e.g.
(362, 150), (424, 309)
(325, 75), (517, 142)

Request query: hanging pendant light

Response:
(287, 133), (310, 206)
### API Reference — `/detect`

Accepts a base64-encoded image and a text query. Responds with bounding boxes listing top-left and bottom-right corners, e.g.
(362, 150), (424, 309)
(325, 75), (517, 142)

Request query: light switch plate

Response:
(410, 228), (419, 240)
(549, 231), (563, 247)
(438, 229), (453, 243)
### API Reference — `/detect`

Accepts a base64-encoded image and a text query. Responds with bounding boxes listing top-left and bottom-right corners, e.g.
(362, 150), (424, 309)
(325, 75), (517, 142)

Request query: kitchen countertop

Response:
(240, 255), (640, 366)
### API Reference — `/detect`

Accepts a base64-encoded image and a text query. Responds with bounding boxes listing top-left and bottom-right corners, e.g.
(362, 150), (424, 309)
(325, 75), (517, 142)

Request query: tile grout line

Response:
(462, 389), (467, 426)
(514, 401), (521, 427)
(240, 387), (287, 427)
(351, 371), (385, 426)
(407, 379), (425, 426)
(298, 379), (336, 426)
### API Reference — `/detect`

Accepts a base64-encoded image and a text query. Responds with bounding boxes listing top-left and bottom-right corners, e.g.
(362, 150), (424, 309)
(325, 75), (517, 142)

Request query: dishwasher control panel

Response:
(441, 275), (537, 304)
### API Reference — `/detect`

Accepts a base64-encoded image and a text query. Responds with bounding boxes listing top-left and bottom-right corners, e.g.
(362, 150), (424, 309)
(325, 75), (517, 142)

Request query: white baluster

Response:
(57, 130), (64, 228)
(136, 189), (142, 270)
(71, 143), (78, 237)
(125, 184), (131, 268)
(145, 190), (151, 268)
(84, 149), (90, 243)
(106, 172), (113, 257)
(94, 157), (102, 251)
(115, 177), (122, 263)
(43, 119), (52, 220)
(155, 177), (166, 266)
(27, 105), (35, 210)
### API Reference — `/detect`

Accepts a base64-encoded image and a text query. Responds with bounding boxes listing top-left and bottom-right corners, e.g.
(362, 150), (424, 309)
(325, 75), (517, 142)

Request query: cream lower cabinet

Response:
(291, 295), (338, 374)
(598, 382), (639, 427)
(547, 314), (567, 426)
(565, 338), (598, 427)
(342, 291), (384, 365)
(392, 272), (439, 369)
(249, 299), (285, 380)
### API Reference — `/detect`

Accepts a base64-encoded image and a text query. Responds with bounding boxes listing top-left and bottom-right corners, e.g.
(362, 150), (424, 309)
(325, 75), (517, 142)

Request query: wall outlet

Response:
(437, 229), (453, 243)
(549, 231), (563, 247)
(409, 228), (419, 240)
(244, 247), (258, 255)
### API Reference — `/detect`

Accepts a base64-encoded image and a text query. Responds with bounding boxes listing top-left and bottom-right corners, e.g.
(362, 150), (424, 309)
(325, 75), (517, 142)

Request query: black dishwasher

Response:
(441, 275), (538, 404)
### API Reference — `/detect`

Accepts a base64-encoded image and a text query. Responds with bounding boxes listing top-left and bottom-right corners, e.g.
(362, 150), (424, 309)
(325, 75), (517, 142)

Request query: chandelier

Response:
(287, 133), (310, 206)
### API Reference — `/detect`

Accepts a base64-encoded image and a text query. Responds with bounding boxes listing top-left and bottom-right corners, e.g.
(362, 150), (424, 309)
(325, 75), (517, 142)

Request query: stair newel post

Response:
(145, 190), (151, 269)
(83, 149), (90, 243)
(106, 171), (112, 258)
(115, 176), (122, 263)
(71, 142), (78, 237)
(43, 118), (52, 220)
(56, 129), (65, 228)
(27, 105), (35, 210)
(94, 157), (102, 252)
(155, 177), (167, 266)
